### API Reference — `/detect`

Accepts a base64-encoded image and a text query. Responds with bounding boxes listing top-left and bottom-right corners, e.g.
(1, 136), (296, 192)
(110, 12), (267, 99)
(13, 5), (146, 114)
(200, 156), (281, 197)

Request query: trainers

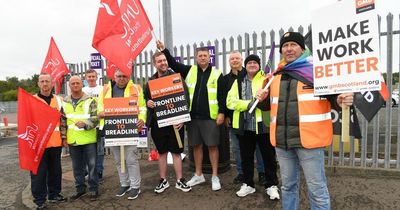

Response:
(36, 203), (47, 210)
(233, 174), (244, 184)
(70, 191), (86, 201)
(89, 191), (99, 201)
(266, 185), (280, 200)
(175, 178), (192, 192)
(186, 174), (206, 187)
(236, 184), (256, 197)
(127, 188), (140, 200)
(48, 195), (66, 203)
(211, 176), (221, 191)
(154, 178), (170, 193)
(258, 173), (267, 186)
(116, 186), (131, 197)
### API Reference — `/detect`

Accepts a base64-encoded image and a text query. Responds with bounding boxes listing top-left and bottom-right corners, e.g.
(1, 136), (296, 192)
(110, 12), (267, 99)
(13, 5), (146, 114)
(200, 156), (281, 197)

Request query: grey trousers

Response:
(110, 145), (141, 189)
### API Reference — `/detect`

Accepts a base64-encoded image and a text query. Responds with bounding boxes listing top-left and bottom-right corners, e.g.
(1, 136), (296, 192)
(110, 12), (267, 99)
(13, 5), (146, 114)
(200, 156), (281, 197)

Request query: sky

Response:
(0, 0), (398, 81)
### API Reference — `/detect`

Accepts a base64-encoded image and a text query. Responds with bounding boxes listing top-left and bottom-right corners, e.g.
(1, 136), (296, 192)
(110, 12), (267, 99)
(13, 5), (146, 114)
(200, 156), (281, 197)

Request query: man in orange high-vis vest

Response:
(31, 73), (67, 209)
(256, 32), (354, 210)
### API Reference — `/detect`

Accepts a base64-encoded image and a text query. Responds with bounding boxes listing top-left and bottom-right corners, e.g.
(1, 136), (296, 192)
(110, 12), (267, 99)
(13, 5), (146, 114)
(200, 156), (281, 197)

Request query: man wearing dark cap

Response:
(256, 32), (354, 209)
(227, 54), (279, 199)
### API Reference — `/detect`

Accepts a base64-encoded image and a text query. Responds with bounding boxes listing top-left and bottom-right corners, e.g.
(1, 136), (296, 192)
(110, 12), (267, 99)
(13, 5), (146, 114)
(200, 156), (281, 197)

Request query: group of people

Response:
(30, 32), (354, 210)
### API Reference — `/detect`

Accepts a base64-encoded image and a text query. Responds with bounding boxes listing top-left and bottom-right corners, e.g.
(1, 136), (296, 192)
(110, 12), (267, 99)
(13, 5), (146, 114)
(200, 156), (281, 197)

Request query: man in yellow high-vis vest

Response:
(97, 70), (146, 200)
(61, 76), (99, 201)
(157, 40), (226, 191)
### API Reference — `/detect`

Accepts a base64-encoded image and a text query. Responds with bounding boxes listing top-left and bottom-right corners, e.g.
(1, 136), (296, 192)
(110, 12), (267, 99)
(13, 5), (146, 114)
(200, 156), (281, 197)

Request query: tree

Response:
(0, 74), (39, 101)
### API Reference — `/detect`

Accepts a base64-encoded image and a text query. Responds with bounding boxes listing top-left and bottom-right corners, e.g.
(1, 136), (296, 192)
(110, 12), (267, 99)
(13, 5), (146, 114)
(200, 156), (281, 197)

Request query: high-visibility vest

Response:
(34, 94), (62, 148)
(63, 97), (97, 145)
(97, 80), (147, 129)
(226, 70), (269, 134)
(185, 65), (221, 119)
(270, 74), (333, 149)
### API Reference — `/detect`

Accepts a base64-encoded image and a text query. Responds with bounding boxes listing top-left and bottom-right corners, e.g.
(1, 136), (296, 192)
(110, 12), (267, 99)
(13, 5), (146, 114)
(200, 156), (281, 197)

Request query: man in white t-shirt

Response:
(83, 69), (104, 181)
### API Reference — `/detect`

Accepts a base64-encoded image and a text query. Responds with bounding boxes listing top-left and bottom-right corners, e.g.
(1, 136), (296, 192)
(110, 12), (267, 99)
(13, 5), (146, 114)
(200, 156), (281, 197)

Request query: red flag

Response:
(41, 37), (69, 94)
(17, 88), (61, 174)
(92, 0), (153, 78)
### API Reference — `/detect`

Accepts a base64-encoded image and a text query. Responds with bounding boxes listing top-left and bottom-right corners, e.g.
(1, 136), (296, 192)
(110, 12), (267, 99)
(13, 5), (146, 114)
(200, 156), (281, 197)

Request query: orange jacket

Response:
(34, 94), (63, 148)
(270, 74), (332, 149)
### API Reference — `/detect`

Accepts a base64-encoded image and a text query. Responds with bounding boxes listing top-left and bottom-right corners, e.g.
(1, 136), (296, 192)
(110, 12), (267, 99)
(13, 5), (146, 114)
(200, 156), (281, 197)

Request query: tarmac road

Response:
(2, 136), (400, 210)
(0, 137), (29, 210)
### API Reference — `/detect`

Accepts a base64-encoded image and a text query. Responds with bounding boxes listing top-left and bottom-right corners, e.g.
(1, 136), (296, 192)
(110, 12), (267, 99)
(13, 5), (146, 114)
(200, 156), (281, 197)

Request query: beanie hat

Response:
(244, 54), (261, 68)
(279, 32), (305, 53)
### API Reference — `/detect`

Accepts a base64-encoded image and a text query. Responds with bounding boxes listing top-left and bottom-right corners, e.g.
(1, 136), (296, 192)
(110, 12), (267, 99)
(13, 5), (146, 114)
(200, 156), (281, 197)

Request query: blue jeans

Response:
(69, 143), (98, 193)
(96, 135), (105, 175)
(276, 147), (330, 210)
(230, 129), (264, 174)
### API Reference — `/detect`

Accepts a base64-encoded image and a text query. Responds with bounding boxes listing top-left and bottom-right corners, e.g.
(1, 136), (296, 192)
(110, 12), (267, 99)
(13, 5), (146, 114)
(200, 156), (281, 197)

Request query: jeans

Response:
(230, 128), (265, 174)
(237, 131), (278, 188)
(111, 145), (141, 189)
(276, 147), (330, 210)
(69, 143), (98, 193)
(30, 147), (62, 205)
(96, 133), (105, 175)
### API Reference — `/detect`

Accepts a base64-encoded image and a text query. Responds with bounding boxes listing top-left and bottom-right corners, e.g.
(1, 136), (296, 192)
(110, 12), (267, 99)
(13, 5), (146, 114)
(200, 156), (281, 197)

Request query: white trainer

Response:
(266, 185), (280, 200)
(211, 176), (221, 191)
(186, 174), (206, 187)
(236, 184), (256, 197)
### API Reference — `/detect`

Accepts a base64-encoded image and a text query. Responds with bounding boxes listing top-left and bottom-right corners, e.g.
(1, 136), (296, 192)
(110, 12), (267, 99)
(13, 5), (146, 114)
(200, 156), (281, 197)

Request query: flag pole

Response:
(341, 103), (350, 142)
(248, 76), (275, 114)
(173, 127), (183, 148)
(335, 0), (350, 143)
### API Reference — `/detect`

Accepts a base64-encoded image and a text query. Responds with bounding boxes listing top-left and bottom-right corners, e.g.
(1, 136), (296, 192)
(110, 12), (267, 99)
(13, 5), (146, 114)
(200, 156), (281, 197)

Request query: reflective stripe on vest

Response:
(63, 98), (96, 145)
(98, 81), (142, 129)
(229, 70), (269, 134)
(185, 65), (221, 119)
(269, 74), (332, 149)
(34, 94), (62, 148)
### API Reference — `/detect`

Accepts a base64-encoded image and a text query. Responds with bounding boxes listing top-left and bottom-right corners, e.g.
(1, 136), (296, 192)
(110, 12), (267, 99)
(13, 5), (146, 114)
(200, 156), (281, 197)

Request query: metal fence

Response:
(67, 13), (400, 170)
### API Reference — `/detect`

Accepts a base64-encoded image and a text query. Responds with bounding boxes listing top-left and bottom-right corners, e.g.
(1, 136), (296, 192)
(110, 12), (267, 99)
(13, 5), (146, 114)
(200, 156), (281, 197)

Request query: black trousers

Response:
(30, 147), (62, 205)
(237, 131), (278, 188)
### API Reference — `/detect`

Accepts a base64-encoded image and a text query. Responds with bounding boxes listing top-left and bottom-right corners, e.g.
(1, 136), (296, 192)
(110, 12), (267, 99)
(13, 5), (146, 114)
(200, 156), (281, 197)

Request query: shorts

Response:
(187, 119), (220, 147)
(150, 125), (184, 154)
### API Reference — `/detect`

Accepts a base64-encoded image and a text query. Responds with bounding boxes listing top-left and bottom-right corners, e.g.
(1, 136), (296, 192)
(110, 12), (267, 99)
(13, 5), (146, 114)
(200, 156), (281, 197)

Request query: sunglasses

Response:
(115, 75), (127, 78)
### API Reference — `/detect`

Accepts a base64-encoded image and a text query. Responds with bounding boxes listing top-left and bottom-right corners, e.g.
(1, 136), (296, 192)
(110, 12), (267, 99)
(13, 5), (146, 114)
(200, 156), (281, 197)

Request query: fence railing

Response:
(67, 13), (400, 170)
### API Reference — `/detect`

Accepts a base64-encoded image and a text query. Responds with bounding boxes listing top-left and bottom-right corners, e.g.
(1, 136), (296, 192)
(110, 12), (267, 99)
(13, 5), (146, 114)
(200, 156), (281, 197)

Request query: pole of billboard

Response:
(162, 0), (173, 50)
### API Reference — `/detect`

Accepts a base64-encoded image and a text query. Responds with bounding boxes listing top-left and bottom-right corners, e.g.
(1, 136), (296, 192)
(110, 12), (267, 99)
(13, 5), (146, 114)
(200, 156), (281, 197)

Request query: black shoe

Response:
(154, 178), (170, 193)
(89, 191), (99, 201)
(127, 188), (140, 200)
(36, 203), (47, 210)
(175, 178), (192, 192)
(233, 174), (244, 184)
(116, 186), (131, 197)
(70, 191), (86, 201)
(258, 173), (267, 186)
(48, 195), (67, 203)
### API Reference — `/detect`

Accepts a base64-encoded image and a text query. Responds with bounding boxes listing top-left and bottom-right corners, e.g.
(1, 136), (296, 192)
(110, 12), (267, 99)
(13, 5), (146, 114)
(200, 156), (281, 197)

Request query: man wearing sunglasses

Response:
(97, 70), (146, 200)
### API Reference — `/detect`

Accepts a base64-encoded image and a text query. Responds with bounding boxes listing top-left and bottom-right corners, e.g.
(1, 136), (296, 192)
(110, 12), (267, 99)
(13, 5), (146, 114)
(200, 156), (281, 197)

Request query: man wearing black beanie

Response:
(227, 54), (279, 199)
(255, 32), (354, 209)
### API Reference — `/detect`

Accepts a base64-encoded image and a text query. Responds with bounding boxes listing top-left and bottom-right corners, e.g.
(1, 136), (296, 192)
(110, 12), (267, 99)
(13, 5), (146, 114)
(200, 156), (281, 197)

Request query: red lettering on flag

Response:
(17, 88), (61, 174)
(92, 0), (153, 78)
(41, 37), (69, 94)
